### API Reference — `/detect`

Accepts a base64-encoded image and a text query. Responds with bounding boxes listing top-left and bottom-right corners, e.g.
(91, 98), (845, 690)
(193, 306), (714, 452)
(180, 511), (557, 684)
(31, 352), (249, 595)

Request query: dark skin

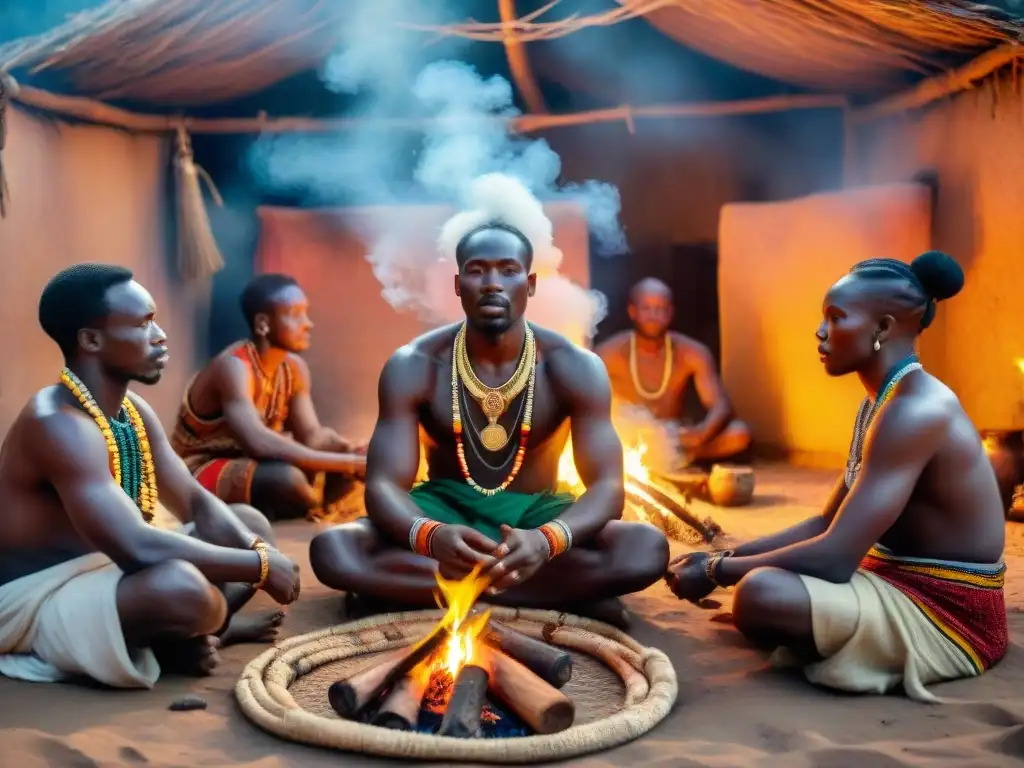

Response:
(309, 228), (669, 625)
(183, 283), (366, 519)
(0, 280), (301, 676)
(666, 274), (1005, 657)
(595, 278), (751, 463)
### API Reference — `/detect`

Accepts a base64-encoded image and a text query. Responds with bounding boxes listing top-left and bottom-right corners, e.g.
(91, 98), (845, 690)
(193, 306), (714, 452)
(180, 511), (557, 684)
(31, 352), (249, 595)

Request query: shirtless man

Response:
(0, 264), (301, 688)
(596, 278), (751, 464)
(309, 222), (669, 627)
(172, 274), (365, 520)
(667, 251), (1008, 701)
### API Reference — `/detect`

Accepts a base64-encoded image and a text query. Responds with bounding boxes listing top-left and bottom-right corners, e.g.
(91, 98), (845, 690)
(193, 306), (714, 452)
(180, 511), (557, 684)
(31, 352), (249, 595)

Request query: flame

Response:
(429, 565), (493, 678)
(1016, 358), (1024, 376)
(558, 436), (690, 527)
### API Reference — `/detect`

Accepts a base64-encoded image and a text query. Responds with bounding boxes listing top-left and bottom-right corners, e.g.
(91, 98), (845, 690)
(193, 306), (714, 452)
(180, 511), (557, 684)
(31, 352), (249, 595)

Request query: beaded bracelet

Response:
(538, 520), (573, 559)
(253, 542), (270, 590)
(409, 517), (443, 558)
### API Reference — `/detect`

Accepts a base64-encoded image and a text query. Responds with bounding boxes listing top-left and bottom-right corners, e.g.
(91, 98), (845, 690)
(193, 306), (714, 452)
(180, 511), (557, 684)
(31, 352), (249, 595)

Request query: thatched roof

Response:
(0, 0), (1019, 126)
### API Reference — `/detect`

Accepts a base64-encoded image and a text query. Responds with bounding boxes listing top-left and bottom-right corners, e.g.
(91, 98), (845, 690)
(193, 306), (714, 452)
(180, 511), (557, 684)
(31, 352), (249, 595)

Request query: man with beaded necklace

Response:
(171, 273), (366, 521)
(310, 209), (669, 629)
(0, 264), (301, 688)
(667, 252), (1008, 701)
(595, 277), (751, 466)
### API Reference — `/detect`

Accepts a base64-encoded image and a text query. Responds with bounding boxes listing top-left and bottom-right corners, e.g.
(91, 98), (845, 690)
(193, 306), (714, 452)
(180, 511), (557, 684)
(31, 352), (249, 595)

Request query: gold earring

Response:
(873, 339), (881, 352)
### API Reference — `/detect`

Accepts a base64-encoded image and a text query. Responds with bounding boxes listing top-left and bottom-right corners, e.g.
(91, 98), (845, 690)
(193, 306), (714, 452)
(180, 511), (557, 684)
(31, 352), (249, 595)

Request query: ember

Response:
(328, 567), (576, 738)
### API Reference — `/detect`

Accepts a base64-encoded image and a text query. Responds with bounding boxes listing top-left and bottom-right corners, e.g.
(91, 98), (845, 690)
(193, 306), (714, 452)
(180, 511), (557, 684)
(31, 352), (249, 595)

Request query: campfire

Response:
(329, 567), (576, 738)
(558, 436), (721, 544)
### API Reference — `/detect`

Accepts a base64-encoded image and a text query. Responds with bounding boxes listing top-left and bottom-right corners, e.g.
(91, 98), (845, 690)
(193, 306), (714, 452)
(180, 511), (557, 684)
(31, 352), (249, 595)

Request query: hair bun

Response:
(910, 250), (964, 301)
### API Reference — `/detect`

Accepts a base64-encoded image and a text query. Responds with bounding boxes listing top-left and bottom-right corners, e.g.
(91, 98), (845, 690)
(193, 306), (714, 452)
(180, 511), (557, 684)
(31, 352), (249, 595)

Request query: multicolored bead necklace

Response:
(452, 324), (537, 496)
(60, 368), (158, 522)
(844, 353), (923, 487)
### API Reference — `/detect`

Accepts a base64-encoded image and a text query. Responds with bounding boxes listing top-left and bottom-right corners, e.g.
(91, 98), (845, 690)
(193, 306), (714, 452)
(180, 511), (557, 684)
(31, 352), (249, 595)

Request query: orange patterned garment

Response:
(171, 342), (303, 504)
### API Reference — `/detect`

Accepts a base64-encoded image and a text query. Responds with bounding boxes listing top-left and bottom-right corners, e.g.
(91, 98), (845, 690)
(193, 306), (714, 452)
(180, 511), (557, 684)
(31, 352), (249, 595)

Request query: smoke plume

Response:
(249, 2), (626, 344)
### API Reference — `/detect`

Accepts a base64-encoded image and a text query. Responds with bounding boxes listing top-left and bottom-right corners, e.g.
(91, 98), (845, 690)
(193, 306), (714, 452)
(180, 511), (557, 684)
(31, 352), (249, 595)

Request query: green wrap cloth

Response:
(409, 478), (575, 542)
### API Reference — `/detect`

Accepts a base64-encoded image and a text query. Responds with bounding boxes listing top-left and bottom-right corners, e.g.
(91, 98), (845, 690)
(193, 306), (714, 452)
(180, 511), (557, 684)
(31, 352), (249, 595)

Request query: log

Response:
(485, 622), (572, 689)
(438, 665), (489, 738)
(627, 479), (716, 542)
(371, 672), (428, 731)
(329, 629), (447, 718)
(485, 647), (575, 734)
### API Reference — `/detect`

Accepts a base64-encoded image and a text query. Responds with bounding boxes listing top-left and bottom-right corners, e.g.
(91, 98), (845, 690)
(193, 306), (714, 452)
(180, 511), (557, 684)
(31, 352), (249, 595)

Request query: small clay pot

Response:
(980, 429), (1024, 519)
(707, 464), (755, 507)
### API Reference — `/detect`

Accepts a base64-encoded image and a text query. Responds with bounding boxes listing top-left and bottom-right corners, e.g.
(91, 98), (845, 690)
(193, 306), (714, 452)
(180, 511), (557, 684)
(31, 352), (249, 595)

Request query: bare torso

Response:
(868, 373), (1004, 563)
(407, 324), (582, 494)
(0, 386), (108, 554)
(597, 331), (703, 421)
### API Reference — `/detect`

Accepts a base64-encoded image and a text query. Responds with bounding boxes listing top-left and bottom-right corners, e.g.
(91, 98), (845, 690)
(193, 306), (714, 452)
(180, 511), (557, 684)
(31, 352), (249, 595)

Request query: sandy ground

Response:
(3, 464), (1024, 767)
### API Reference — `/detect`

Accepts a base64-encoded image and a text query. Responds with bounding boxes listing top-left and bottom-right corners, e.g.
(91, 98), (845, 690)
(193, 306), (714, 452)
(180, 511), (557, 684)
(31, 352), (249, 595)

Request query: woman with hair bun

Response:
(667, 251), (1009, 701)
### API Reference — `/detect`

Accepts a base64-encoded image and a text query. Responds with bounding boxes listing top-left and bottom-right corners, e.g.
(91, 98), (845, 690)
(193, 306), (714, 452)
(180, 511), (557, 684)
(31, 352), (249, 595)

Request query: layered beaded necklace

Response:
(455, 323), (535, 451)
(60, 368), (158, 522)
(452, 323), (537, 496)
(629, 332), (672, 400)
(844, 353), (923, 488)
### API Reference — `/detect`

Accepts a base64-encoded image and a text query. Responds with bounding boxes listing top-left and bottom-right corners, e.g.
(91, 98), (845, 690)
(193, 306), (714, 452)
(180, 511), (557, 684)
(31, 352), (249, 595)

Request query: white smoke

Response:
(249, 3), (627, 344)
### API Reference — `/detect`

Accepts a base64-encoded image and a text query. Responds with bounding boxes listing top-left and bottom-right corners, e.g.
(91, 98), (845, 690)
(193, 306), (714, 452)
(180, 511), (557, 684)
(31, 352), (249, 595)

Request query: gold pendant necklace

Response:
(455, 323), (535, 452)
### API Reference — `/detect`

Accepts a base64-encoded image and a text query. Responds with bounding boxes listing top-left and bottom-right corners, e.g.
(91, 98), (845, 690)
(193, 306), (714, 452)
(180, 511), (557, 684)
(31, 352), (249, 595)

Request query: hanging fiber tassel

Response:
(174, 124), (225, 281)
(0, 75), (11, 219)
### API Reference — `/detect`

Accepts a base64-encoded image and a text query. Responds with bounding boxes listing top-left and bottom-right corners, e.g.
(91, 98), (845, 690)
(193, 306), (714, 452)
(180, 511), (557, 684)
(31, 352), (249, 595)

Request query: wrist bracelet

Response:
(253, 542), (270, 590)
(537, 520), (572, 559)
(409, 517), (443, 558)
(704, 549), (733, 587)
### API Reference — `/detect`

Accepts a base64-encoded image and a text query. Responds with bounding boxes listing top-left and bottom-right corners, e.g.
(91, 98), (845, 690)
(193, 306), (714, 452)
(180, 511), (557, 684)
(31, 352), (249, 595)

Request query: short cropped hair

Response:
(455, 222), (534, 271)
(38, 263), (134, 359)
(240, 273), (300, 332)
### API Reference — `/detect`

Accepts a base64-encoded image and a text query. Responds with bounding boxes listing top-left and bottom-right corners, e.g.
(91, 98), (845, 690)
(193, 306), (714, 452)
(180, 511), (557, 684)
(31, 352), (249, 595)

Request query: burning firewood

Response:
(627, 477), (721, 543)
(371, 671), (429, 731)
(328, 628), (448, 719)
(485, 621), (573, 689)
(483, 646), (575, 734)
(438, 665), (490, 738)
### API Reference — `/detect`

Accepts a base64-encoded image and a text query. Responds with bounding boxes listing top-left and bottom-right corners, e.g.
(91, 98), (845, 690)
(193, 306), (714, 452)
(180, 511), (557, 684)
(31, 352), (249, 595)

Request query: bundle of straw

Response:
(173, 125), (224, 280)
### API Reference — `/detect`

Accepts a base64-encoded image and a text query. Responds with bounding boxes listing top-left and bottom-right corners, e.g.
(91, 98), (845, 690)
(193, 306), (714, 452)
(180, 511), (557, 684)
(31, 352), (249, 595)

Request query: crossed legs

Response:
(308, 518), (669, 628)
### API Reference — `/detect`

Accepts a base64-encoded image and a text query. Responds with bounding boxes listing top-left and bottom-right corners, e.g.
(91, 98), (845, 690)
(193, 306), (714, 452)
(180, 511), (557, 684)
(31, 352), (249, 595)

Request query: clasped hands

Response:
(430, 523), (550, 594)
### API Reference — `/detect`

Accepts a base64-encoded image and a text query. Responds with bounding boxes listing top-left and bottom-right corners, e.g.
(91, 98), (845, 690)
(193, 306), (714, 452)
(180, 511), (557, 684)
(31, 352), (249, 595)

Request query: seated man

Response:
(171, 274), (365, 520)
(0, 264), (301, 689)
(666, 251), (1008, 701)
(595, 278), (751, 465)
(310, 218), (669, 628)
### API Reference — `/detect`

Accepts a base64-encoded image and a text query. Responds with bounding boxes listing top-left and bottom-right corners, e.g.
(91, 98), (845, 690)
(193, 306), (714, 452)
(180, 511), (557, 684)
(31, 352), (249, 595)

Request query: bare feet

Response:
(152, 635), (220, 677)
(218, 609), (285, 646)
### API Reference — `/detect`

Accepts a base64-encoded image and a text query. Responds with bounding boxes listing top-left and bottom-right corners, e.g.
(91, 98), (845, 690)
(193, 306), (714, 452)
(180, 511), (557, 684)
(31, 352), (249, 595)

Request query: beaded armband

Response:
(409, 517), (443, 558)
(537, 520), (573, 560)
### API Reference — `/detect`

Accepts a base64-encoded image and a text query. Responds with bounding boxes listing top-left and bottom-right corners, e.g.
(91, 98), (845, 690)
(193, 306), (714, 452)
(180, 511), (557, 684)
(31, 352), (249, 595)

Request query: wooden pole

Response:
(485, 621), (572, 689)
(3, 76), (849, 136)
(851, 44), (1022, 123)
(328, 629), (447, 719)
(484, 646), (575, 734)
(371, 673), (429, 731)
(438, 664), (490, 738)
(498, 0), (547, 115)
